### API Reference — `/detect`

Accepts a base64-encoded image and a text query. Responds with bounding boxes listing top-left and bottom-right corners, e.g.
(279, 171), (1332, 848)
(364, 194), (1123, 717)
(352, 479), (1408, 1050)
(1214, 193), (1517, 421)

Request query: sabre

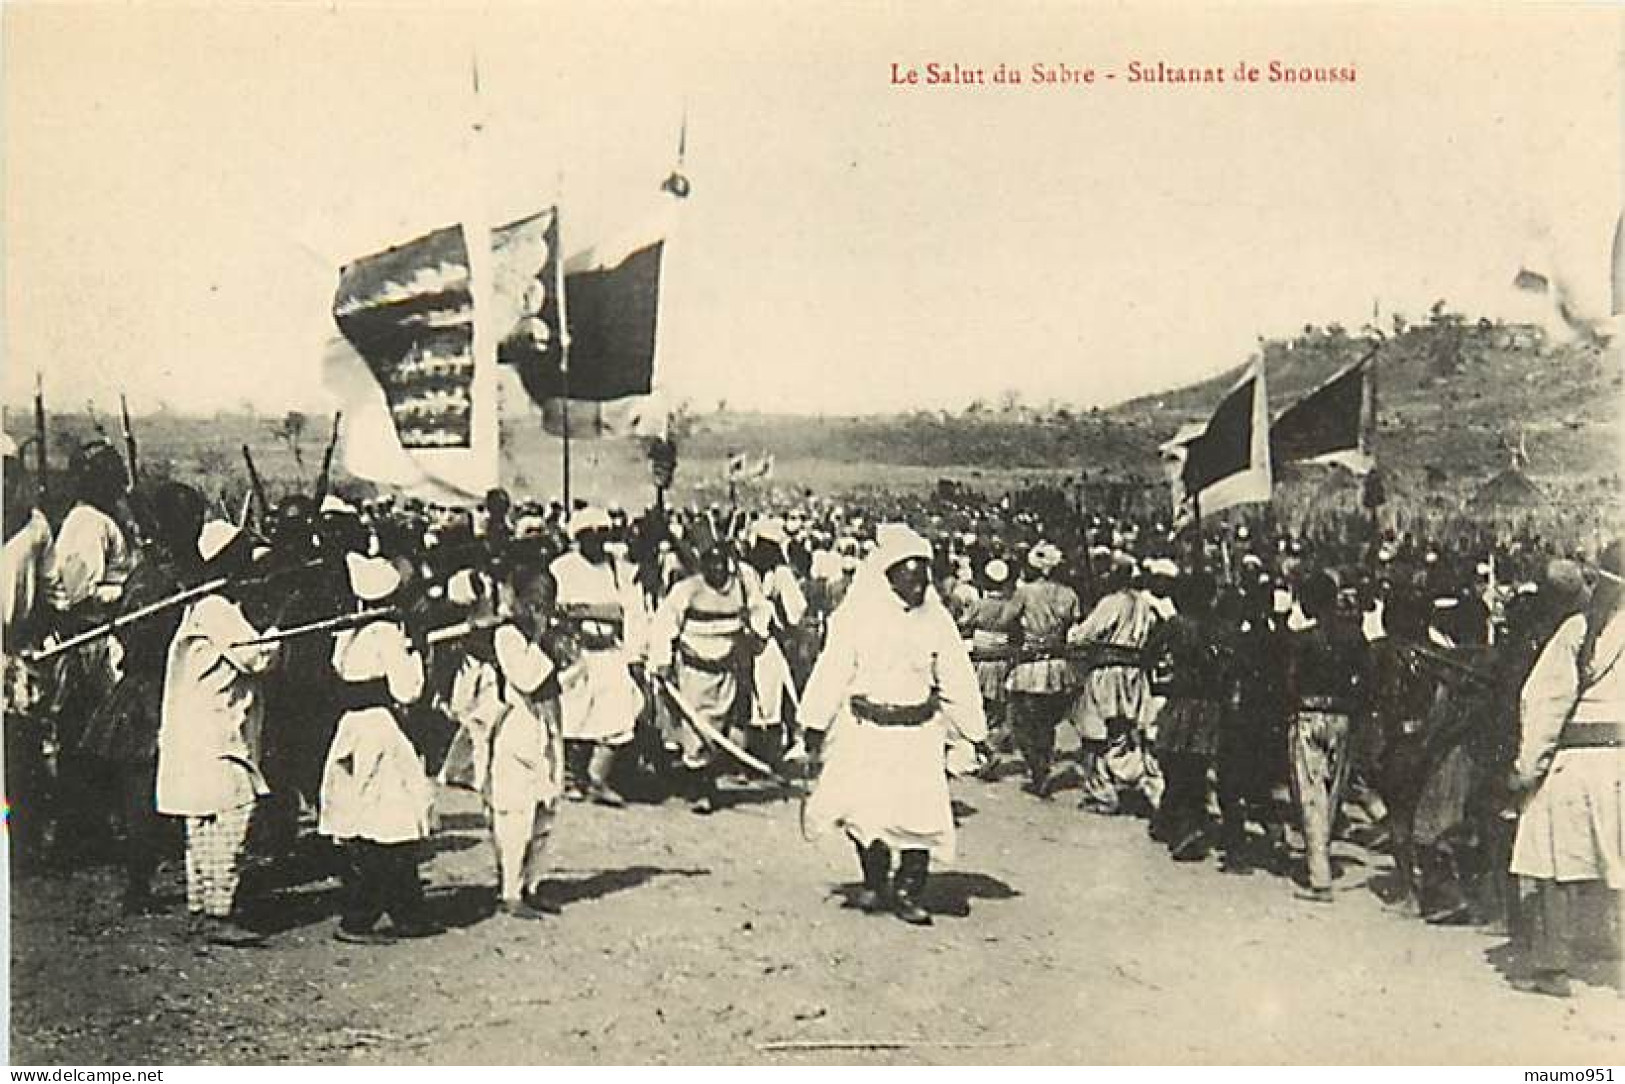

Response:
(655, 673), (793, 784)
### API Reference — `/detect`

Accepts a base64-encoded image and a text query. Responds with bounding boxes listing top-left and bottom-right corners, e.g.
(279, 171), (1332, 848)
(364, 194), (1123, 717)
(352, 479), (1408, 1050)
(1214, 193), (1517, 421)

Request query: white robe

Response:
(446, 625), (564, 814)
(549, 551), (645, 744)
(1510, 609), (1625, 886)
(800, 585), (986, 862)
(318, 620), (432, 845)
(155, 595), (278, 816)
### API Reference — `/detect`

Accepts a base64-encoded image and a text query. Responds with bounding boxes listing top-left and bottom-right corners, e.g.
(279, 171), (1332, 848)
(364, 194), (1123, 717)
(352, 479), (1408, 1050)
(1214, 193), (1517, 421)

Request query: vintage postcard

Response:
(3, 0), (1622, 1069)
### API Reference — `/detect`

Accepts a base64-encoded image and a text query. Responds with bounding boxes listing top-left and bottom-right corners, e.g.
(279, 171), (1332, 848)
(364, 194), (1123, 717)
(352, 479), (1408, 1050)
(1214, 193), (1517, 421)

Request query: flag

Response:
(752, 453), (775, 480)
(1171, 357), (1271, 519)
(326, 222), (494, 501)
(1269, 353), (1375, 474)
(537, 390), (670, 440)
(726, 451), (749, 479)
(326, 208), (562, 502)
(532, 174), (687, 438)
(1159, 421), (1206, 525)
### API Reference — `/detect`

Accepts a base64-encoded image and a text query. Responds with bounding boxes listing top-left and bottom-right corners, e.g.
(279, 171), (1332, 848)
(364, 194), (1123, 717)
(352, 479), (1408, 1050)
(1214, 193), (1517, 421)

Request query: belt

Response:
(1558, 721), (1624, 749)
(849, 695), (938, 727)
(1297, 696), (1354, 715)
(679, 644), (739, 675)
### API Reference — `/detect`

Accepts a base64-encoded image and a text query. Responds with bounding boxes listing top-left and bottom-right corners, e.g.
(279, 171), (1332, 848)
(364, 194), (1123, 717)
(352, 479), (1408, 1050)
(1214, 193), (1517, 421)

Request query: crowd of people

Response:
(3, 433), (1620, 998)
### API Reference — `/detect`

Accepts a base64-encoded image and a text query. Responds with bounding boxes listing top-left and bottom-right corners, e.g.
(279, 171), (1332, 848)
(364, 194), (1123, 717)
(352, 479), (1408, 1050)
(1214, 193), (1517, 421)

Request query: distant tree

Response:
(273, 410), (309, 480)
(997, 388), (1022, 414)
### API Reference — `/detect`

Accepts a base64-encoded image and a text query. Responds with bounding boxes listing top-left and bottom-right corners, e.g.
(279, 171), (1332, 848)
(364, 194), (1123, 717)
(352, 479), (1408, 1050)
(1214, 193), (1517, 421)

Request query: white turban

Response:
(198, 520), (241, 561)
(568, 506), (613, 539)
(346, 552), (401, 603)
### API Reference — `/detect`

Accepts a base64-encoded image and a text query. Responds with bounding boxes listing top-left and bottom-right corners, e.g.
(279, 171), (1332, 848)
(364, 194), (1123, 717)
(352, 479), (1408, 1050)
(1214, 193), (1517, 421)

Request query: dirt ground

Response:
(10, 769), (1624, 1066)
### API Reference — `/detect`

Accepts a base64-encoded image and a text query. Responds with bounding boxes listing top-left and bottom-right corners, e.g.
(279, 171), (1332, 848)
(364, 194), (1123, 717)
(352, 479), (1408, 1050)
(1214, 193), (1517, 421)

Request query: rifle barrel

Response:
(24, 558), (327, 663)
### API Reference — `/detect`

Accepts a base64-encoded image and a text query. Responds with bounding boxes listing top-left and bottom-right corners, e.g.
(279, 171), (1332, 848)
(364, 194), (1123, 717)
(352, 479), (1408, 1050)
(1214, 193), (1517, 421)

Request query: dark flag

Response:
(1269, 353), (1374, 473)
(1161, 357), (1271, 520)
(530, 173), (687, 437)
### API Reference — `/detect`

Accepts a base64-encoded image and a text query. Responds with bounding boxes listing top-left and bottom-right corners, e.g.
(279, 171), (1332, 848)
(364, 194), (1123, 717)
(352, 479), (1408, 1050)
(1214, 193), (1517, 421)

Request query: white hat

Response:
(1241, 553), (1263, 569)
(198, 520), (241, 561)
(1145, 557), (1179, 578)
(1029, 542), (1064, 572)
(346, 552), (401, 603)
(752, 516), (788, 547)
(320, 494), (356, 516)
(984, 559), (1010, 585)
(568, 506), (613, 539)
(446, 568), (480, 606)
(873, 523), (931, 570)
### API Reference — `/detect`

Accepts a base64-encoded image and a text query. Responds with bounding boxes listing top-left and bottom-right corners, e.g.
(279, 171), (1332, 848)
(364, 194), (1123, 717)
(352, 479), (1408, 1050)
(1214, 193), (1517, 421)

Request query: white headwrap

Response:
(568, 506), (613, 539)
(346, 552), (401, 603)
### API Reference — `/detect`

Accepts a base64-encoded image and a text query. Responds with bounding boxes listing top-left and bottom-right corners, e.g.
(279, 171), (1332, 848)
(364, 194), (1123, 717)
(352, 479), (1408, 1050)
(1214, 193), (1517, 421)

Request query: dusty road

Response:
(10, 772), (1624, 1065)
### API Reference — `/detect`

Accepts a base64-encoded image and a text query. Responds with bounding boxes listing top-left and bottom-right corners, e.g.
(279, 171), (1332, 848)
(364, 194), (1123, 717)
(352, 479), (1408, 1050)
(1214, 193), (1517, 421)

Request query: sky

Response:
(4, 1), (1622, 419)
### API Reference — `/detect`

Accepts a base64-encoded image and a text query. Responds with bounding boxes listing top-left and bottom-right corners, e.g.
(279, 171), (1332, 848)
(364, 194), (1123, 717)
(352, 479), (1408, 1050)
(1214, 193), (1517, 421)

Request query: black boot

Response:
(689, 764), (719, 815)
(846, 840), (891, 913)
(893, 849), (932, 926)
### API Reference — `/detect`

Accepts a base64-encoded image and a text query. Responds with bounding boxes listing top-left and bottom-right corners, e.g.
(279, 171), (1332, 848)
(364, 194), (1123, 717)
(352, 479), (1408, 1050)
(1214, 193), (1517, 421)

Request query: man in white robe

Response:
(1508, 545), (1625, 997)
(319, 554), (440, 944)
(549, 507), (646, 806)
(447, 560), (568, 920)
(155, 525), (279, 947)
(801, 524), (987, 926)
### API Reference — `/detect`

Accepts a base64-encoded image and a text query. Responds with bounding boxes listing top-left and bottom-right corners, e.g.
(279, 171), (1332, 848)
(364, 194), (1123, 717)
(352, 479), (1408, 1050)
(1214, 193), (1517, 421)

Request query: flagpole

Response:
(1366, 330), (1381, 545)
(557, 195), (573, 511)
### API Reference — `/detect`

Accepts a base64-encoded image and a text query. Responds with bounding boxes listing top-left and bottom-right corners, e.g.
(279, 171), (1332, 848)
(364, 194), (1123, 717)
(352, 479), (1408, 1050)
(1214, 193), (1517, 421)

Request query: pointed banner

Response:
(327, 208), (561, 502)
(1269, 352), (1375, 474)
(1173, 357), (1271, 518)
